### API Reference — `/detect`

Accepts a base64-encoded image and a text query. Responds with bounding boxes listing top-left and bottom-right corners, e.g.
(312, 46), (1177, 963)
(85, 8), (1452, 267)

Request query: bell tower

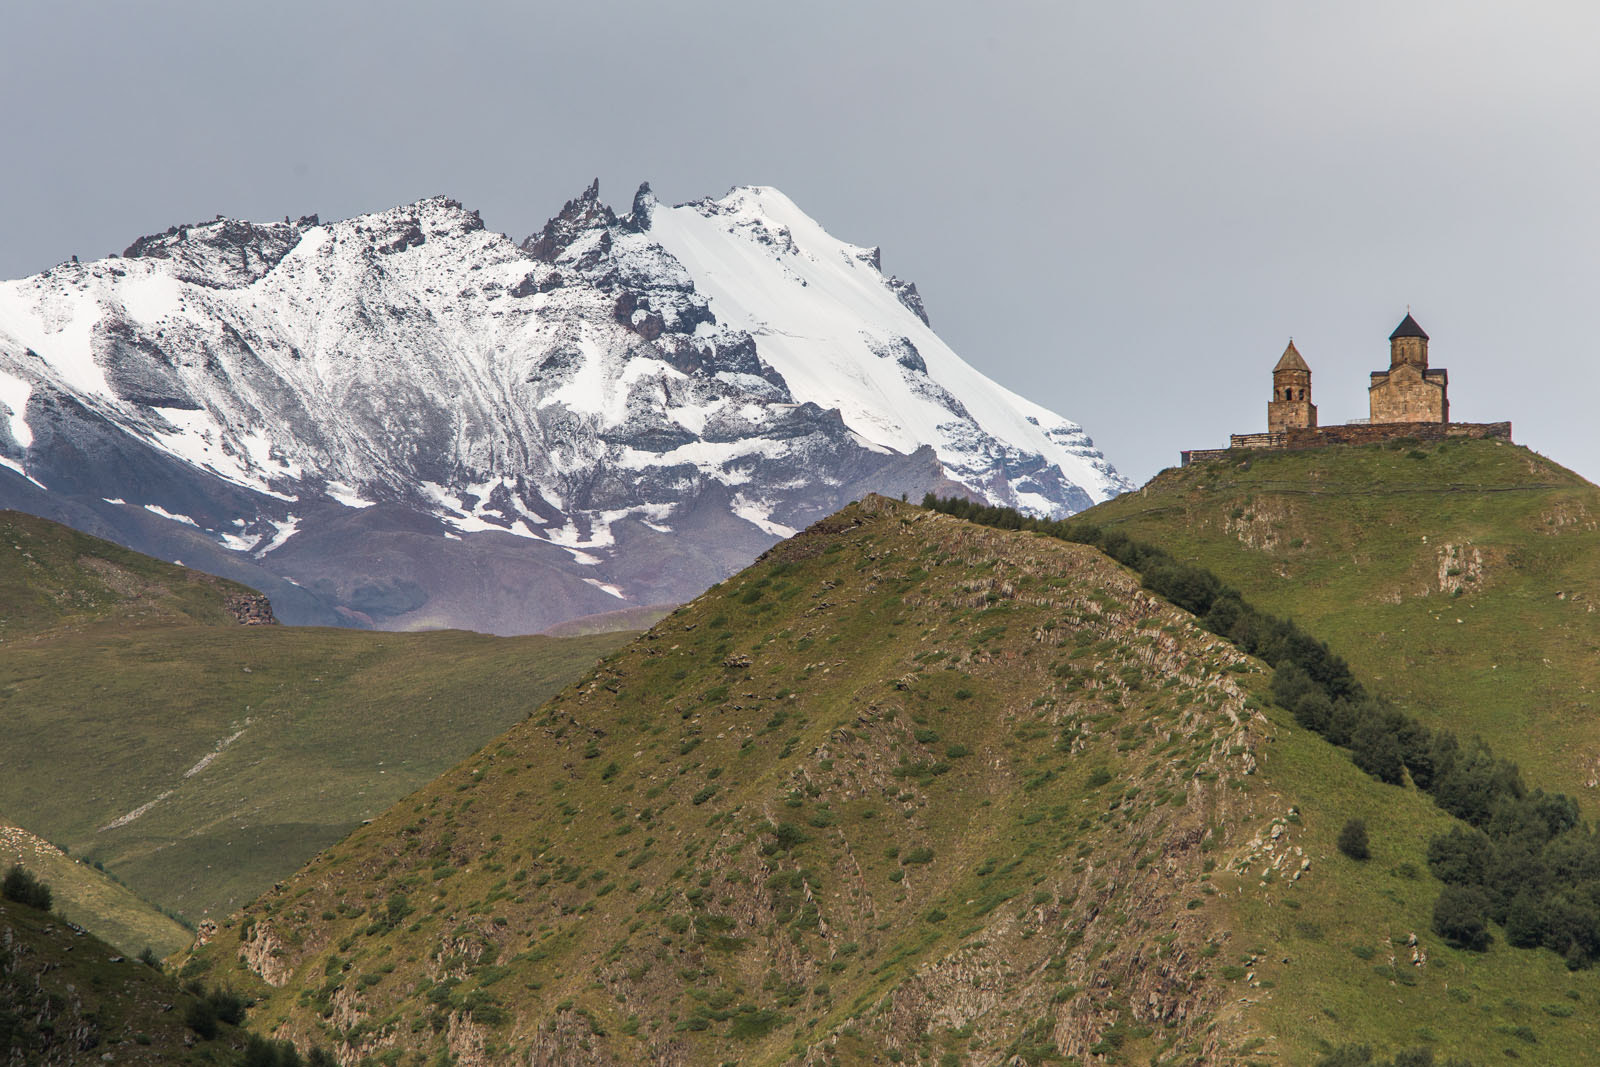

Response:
(1389, 310), (1429, 369)
(1268, 339), (1317, 433)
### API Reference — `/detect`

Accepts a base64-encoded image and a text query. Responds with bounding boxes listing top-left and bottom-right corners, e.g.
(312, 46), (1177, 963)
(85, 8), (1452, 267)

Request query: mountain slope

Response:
(0, 507), (272, 635)
(0, 818), (190, 960)
(187, 495), (1597, 1065)
(0, 184), (1126, 634)
(0, 893), (261, 1066)
(1080, 437), (1600, 804)
(0, 511), (630, 936)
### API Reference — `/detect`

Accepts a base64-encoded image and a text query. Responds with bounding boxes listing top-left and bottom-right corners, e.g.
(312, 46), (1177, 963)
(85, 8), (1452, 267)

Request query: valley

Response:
(0, 510), (628, 941)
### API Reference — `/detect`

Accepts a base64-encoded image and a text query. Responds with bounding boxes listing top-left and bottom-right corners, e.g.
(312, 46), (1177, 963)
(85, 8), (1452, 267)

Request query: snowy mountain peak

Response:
(120, 215), (317, 288)
(522, 179), (617, 263)
(0, 183), (1127, 634)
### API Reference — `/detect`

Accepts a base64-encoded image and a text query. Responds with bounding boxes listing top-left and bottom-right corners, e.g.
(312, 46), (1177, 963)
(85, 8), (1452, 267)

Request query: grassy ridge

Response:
(0, 818), (192, 959)
(0, 508), (258, 634)
(191, 497), (1282, 1064)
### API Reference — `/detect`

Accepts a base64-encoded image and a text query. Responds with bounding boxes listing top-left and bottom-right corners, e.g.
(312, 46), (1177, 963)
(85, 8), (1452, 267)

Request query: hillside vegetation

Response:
(191, 496), (1599, 1065)
(1, 891), (263, 1065)
(0, 510), (630, 937)
(1081, 438), (1600, 805)
(0, 818), (191, 960)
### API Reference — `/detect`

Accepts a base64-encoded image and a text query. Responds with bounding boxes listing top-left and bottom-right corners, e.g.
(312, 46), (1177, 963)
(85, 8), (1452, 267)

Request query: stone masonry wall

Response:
(1180, 420), (1512, 465)
(1369, 367), (1448, 423)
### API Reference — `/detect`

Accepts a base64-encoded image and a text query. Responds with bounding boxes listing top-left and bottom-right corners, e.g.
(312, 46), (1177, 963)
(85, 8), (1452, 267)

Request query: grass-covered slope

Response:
(0, 625), (630, 927)
(0, 510), (631, 932)
(187, 496), (1600, 1065)
(1082, 438), (1600, 803)
(0, 818), (190, 960)
(0, 508), (265, 635)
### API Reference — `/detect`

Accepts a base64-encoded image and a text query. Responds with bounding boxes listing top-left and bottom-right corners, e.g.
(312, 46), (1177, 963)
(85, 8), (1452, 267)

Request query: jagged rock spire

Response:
(521, 179), (618, 263)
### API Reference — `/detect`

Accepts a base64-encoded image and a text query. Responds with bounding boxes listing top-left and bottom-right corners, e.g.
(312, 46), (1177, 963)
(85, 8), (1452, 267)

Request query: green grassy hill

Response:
(0, 510), (630, 939)
(187, 495), (1598, 1065)
(0, 818), (190, 960)
(0, 508), (266, 634)
(1080, 437), (1600, 805)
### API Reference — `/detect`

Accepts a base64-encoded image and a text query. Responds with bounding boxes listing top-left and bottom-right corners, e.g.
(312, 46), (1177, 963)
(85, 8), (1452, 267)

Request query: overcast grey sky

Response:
(3, 1), (1596, 486)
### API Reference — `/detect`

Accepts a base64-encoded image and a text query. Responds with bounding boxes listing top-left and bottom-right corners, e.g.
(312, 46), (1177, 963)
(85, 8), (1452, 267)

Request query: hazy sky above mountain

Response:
(4, 1), (1596, 487)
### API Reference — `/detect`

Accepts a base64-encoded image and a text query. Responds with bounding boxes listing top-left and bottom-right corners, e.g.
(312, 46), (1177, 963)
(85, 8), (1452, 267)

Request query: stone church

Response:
(1181, 311), (1509, 464)
(1368, 311), (1448, 423)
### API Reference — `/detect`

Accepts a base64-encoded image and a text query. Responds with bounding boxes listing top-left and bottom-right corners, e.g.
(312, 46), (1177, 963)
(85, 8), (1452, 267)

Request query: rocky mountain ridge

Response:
(0, 183), (1126, 633)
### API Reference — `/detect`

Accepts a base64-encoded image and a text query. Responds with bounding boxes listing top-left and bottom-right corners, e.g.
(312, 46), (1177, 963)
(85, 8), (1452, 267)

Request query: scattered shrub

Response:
(185, 997), (219, 1040)
(1337, 819), (1370, 861)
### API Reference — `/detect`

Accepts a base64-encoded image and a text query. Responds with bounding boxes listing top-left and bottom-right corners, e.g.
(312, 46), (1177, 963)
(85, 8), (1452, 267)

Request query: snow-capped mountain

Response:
(0, 182), (1127, 633)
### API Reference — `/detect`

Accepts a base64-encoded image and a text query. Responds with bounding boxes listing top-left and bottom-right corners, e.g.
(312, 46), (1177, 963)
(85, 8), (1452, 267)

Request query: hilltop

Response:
(189, 495), (1598, 1065)
(0, 508), (272, 636)
(1081, 437), (1600, 803)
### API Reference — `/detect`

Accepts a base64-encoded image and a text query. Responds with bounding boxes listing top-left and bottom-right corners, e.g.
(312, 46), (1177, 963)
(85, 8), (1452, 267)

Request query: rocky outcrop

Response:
(224, 592), (277, 625)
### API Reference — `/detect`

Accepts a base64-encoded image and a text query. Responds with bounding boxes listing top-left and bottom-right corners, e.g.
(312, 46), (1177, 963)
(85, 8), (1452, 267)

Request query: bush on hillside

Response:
(1426, 826), (1491, 886)
(208, 987), (249, 1026)
(183, 982), (250, 1040)
(243, 1032), (319, 1067)
(1350, 718), (1406, 785)
(1317, 1043), (1475, 1067)
(1, 864), (51, 911)
(1432, 885), (1492, 951)
(185, 997), (218, 1040)
(1337, 819), (1370, 861)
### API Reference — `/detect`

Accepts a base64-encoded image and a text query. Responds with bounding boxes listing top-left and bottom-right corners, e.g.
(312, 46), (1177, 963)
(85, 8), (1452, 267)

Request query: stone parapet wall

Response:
(1181, 421), (1511, 466)
(1282, 421), (1509, 448)
(1228, 432), (1285, 449)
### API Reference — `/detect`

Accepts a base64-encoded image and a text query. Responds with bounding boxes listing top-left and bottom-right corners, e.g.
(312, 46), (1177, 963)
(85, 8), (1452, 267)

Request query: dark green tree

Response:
(1432, 885), (1492, 951)
(1350, 717), (1406, 785)
(1, 864), (51, 911)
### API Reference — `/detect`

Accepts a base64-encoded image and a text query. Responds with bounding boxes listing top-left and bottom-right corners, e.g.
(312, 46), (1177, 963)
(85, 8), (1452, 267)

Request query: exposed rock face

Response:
(239, 919), (294, 988)
(224, 592), (276, 625)
(0, 185), (1126, 634)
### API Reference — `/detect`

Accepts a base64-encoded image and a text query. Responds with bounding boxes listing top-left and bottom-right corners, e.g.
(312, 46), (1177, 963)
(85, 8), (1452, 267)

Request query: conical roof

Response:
(1389, 312), (1429, 341)
(1272, 340), (1310, 373)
